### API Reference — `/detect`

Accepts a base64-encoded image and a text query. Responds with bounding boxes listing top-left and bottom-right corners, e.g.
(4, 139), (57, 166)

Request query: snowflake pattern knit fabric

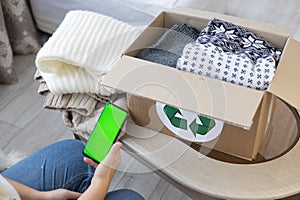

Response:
(176, 42), (276, 90)
(197, 18), (282, 63)
(177, 18), (281, 90)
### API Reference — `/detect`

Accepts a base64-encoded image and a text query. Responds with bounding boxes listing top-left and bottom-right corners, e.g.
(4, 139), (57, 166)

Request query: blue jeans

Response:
(2, 139), (144, 200)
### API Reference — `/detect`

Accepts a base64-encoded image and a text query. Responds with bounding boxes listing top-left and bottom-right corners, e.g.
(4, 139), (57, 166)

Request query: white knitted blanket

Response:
(36, 10), (142, 96)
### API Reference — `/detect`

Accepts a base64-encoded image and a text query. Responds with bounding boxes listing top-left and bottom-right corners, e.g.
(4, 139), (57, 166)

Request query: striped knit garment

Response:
(36, 10), (142, 95)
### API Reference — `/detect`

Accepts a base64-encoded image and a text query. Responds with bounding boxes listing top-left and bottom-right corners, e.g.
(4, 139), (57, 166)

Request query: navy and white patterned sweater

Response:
(176, 18), (282, 90)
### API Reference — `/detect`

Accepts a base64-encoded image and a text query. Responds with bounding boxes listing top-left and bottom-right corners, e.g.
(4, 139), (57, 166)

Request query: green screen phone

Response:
(83, 103), (128, 163)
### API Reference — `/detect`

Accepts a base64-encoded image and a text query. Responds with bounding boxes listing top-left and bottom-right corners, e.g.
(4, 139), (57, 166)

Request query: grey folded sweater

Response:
(137, 24), (198, 68)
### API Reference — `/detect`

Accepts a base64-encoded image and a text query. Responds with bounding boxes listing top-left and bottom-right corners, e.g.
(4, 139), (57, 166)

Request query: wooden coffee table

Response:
(120, 97), (300, 199)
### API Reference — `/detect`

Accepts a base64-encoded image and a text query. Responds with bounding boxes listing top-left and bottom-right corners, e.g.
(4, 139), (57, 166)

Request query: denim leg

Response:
(105, 189), (145, 200)
(1, 139), (95, 193)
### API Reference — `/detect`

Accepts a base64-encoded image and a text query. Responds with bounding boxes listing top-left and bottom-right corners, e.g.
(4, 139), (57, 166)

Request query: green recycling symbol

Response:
(163, 105), (188, 130)
(163, 105), (216, 137)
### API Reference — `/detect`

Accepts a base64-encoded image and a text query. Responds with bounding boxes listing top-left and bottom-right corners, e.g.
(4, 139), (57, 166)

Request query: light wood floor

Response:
(0, 54), (192, 200)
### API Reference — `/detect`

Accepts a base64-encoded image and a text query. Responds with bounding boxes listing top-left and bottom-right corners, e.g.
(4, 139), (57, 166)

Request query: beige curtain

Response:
(0, 0), (41, 84)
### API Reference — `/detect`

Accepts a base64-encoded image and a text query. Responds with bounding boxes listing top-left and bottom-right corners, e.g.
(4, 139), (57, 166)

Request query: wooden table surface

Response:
(121, 98), (300, 199)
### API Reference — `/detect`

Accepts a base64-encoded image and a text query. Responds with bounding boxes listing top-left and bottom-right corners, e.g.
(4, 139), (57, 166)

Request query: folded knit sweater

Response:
(36, 10), (141, 95)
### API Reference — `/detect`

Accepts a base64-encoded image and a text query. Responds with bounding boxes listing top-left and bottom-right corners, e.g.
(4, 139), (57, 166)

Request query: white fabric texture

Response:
(29, 0), (229, 34)
(29, 0), (155, 33)
(176, 42), (276, 90)
(36, 10), (141, 96)
(0, 175), (20, 200)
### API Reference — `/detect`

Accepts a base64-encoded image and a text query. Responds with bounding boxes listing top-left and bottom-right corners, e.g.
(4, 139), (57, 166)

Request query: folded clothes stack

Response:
(34, 10), (141, 140)
(138, 18), (282, 90)
(35, 12), (283, 138)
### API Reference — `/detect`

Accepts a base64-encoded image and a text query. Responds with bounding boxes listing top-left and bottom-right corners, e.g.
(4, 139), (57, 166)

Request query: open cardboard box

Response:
(103, 7), (300, 160)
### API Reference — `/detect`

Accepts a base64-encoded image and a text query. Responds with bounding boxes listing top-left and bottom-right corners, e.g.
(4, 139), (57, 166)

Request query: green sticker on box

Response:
(156, 102), (223, 142)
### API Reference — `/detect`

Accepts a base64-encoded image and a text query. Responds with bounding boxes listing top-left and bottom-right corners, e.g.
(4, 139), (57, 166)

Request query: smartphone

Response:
(83, 103), (128, 163)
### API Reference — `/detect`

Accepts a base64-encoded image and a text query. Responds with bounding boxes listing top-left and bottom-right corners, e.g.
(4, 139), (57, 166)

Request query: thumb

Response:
(101, 142), (122, 168)
(109, 142), (122, 154)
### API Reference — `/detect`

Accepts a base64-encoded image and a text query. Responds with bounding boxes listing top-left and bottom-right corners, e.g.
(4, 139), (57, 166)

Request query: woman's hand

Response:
(39, 189), (81, 200)
(5, 177), (81, 200)
(79, 142), (122, 200)
(84, 142), (122, 182)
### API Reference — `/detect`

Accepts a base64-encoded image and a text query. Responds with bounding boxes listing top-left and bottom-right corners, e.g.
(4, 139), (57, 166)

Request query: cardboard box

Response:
(102, 7), (300, 160)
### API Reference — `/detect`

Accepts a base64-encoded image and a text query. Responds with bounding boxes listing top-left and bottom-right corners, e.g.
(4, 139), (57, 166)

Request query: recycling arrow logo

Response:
(157, 102), (224, 142)
(189, 115), (215, 137)
(163, 104), (215, 137)
(163, 105), (187, 130)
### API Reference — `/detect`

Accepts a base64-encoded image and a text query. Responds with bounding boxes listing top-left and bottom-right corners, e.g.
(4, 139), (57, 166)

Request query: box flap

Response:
(268, 38), (300, 110)
(103, 56), (264, 129)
